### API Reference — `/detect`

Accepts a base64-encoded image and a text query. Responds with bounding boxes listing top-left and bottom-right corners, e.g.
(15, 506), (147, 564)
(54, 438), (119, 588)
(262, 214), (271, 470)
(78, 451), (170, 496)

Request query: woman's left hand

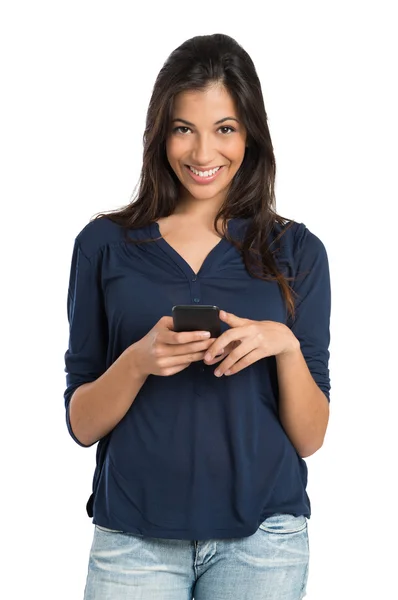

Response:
(204, 310), (300, 377)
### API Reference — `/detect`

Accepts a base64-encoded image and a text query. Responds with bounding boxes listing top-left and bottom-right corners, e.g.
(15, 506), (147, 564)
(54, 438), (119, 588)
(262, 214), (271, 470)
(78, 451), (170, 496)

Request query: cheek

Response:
(230, 146), (246, 168)
(165, 139), (175, 165)
(227, 138), (246, 161)
(166, 139), (186, 167)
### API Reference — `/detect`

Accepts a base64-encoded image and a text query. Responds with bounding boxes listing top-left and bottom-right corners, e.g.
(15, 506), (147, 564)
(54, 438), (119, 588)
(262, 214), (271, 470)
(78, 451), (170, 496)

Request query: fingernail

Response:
(204, 353), (212, 362)
(200, 332), (211, 338)
(214, 369), (221, 377)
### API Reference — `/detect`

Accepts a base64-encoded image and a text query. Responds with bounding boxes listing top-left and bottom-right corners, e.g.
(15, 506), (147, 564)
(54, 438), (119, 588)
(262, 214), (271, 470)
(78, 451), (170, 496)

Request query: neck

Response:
(174, 194), (226, 226)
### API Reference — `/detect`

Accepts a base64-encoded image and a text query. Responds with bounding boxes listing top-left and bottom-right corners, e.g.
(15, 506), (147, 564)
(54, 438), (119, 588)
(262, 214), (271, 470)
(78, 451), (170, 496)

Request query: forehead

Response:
(172, 85), (238, 119)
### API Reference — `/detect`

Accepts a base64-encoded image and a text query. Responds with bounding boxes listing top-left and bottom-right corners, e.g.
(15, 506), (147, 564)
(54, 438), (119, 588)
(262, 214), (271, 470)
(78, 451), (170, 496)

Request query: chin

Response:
(188, 187), (227, 201)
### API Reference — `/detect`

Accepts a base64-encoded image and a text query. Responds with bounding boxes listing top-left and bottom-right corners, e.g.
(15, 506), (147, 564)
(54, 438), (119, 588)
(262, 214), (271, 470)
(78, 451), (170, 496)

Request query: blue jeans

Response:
(83, 513), (309, 599)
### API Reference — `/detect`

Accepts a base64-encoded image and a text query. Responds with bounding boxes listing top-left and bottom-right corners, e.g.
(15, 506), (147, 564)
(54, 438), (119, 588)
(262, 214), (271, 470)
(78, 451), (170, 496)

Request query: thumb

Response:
(161, 316), (175, 330)
(219, 310), (246, 327)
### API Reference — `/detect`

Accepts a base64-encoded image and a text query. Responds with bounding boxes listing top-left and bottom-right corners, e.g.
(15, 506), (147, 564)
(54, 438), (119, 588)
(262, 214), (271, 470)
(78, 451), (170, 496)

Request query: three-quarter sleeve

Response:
(288, 225), (331, 401)
(64, 240), (108, 445)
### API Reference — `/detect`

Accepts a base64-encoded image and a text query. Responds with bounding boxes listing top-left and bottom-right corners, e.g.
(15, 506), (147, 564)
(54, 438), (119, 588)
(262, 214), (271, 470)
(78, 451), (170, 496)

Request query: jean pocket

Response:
(95, 524), (124, 534)
(258, 513), (307, 534)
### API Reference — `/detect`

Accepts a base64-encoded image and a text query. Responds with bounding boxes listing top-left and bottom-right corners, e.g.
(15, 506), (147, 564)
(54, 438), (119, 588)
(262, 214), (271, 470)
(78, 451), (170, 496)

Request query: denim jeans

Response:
(83, 513), (309, 599)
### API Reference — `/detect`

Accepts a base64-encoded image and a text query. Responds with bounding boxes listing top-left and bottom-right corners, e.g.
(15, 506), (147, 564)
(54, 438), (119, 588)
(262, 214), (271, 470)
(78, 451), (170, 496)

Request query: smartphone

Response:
(172, 305), (221, 338)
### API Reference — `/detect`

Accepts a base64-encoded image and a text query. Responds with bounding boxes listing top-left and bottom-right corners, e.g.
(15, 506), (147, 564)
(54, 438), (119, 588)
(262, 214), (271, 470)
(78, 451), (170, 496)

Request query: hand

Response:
(203, 310), (300, 377)
(133, 316), (216, 377)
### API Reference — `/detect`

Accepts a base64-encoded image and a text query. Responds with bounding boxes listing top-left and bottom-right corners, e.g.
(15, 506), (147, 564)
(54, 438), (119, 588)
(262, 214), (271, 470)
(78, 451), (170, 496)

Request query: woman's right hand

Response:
(132, 316), (216, 377)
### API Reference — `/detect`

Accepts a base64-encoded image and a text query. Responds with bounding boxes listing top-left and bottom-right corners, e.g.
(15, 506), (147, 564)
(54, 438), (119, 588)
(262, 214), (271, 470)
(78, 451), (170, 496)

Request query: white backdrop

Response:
(1, 1), (397, 598)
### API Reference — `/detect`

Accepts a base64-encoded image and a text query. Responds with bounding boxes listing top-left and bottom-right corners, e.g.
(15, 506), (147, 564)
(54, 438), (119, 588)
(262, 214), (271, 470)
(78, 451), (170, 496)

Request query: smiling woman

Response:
(166, 86), (247, 197)
(64, 32), (331, 600)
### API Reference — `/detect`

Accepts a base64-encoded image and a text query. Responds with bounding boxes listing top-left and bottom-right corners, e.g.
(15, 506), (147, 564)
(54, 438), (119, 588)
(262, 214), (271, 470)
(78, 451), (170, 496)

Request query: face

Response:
(166, 84), (247, 209)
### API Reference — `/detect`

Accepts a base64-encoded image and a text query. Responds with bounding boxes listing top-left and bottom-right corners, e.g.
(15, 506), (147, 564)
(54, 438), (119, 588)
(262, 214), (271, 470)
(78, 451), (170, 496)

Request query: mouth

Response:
(184, 164), (225, 184)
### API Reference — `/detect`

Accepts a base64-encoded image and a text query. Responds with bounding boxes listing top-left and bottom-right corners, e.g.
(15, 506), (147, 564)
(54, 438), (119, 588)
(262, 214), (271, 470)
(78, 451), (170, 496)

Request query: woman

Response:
(64, 33), (331, 600)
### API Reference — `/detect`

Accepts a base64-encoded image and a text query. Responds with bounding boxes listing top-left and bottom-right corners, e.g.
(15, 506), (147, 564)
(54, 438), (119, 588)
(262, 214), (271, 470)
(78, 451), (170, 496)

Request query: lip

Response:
(188, 165), (222, 170)
(184, 165), (225, 184)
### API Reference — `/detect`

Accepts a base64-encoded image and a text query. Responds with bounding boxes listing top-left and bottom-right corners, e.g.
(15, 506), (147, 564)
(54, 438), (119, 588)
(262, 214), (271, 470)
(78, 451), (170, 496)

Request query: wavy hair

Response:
(94, 33), (298, 319)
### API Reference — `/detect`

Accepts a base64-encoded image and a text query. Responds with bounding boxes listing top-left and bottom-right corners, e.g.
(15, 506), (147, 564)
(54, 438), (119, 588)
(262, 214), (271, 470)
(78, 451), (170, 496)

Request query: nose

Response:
(190, 134), (215, 166)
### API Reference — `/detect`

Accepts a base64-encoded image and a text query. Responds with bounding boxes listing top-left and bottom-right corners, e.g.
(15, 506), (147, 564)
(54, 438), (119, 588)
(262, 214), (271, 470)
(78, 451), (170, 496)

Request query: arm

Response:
(204, 222), (331, 458)
(207, 313), (330, 458)
(69, 345), (147, 447)
(276, 344), (329, 458)
(64, 238), (144, 448)
(64, 239), (213, 447)
(277, 225), (331, 458)
(64, 239), (148, 447)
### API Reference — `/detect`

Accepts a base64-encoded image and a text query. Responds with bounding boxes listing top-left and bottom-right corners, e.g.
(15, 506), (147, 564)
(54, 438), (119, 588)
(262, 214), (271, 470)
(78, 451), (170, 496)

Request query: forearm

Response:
(68, 344), (148, 447)
(276, 343), (329, 458)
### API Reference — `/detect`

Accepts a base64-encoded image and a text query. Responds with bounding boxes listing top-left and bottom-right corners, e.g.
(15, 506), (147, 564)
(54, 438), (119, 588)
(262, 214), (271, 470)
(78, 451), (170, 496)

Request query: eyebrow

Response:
(171, 117), (240, 126)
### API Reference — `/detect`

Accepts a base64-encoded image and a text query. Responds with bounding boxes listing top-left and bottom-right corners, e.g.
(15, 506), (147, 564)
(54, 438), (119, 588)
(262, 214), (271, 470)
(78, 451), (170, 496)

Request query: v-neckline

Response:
(149, 221), (231, 278)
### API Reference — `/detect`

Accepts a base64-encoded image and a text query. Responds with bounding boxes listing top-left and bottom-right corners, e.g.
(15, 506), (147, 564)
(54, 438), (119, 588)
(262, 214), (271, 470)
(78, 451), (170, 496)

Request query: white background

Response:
(1, 1), (397, 598)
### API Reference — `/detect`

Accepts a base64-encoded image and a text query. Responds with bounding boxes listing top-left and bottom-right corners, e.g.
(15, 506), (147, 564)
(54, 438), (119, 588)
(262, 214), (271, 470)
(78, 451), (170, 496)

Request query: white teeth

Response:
(189, 166), (221, 177)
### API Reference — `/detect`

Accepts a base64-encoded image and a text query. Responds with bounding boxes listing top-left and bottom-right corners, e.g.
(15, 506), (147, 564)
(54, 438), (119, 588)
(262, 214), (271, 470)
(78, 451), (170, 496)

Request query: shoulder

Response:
(276, 220), (327, 259)
(74, 216), (130, 259)
(271, 220), (328, 279)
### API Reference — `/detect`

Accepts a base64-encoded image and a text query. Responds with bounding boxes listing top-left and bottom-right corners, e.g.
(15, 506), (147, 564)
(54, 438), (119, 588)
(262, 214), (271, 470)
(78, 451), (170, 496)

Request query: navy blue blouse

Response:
(64, 216), (331, 540)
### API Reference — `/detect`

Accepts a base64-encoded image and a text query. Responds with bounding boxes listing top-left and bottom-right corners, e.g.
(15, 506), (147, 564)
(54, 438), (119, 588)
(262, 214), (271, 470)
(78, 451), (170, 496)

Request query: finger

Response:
(161, 316), (175, 330)
(222, 349), (265, 376)
(204, 329), (246, 362)
(204, 341), (237, 365)
(161, 349), (209, 367)
(167, 338), (215, 357)
(219, 310), (248, 327)
(162, 362), (194, 376)
(204, 350), (227, 365)
(214, 351), (257, 377)
(160, 316), (213, 344)
(213, 340), (258, 376)
(162, 328), (213, 345)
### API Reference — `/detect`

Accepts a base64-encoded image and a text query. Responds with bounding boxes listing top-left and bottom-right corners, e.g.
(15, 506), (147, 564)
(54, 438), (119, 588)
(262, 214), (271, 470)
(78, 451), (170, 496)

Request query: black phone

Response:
(172, 305), (221, 338)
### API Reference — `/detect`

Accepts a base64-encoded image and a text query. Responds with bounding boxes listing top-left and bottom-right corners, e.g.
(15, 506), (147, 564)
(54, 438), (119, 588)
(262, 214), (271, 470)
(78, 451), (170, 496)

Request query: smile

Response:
(185, 165), (224, 184)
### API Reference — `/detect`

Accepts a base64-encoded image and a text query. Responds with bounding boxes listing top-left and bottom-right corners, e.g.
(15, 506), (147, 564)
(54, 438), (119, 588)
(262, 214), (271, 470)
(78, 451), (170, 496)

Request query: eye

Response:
(218, 126), (235, 134)
(172, 125), (236, 135)
(172, 126), (192, 135)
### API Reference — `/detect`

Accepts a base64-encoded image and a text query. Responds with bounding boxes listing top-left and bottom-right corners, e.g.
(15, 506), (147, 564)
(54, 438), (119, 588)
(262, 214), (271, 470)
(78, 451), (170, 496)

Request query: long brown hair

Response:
(94, 33), (298, 320)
